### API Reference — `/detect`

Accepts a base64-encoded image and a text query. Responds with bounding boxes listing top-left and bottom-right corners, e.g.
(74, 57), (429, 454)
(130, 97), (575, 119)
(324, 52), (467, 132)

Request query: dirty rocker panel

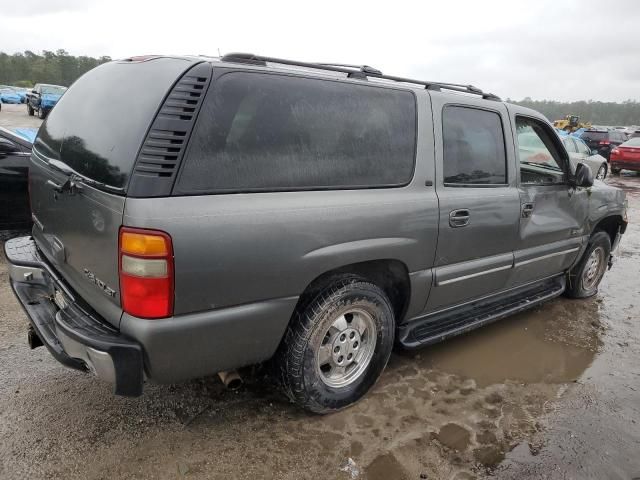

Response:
(399, 274), (566, 348)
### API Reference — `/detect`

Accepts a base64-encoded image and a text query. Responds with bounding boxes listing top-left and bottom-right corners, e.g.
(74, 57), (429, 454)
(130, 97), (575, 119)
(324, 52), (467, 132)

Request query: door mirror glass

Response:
(574, 162), (594, 188)
(0, 137), (20, 155)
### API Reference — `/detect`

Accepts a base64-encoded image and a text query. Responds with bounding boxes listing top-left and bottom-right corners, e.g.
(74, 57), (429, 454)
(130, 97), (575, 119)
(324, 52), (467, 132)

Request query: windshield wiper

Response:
(47, 159), (124, 194)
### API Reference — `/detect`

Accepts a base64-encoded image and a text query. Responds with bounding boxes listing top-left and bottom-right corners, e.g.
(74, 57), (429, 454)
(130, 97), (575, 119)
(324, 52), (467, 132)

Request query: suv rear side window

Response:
(176, 72), (416, 193)
(442, 106), (507, 185)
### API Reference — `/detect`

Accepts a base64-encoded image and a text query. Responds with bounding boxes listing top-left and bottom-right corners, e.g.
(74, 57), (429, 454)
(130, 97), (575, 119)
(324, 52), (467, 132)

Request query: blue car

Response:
(26, 83), (67, 119)
(0, 88), (23, 105)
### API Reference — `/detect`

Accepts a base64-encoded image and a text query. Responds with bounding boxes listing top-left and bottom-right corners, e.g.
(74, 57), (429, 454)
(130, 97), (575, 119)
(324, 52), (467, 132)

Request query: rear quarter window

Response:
(175, 72), (417, 193)
(34, 59), (194, 190)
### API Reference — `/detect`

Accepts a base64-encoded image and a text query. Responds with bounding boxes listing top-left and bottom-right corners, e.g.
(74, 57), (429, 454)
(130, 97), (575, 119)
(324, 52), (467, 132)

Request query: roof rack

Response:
(219, 53), (501, 101)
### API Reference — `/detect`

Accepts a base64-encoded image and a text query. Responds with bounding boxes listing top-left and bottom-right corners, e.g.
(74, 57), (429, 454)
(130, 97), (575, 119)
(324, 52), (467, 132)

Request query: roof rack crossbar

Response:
(220, 53), (500, 101)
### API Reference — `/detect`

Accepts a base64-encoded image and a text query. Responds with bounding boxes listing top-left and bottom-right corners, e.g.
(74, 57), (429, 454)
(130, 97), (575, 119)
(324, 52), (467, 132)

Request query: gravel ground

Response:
(0, 101), (638, 479)
(0, 102), (43, 129)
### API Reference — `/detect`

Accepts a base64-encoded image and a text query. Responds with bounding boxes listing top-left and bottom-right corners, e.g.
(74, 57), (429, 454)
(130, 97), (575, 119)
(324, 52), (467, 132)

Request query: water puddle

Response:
(416, 298), (601, 387)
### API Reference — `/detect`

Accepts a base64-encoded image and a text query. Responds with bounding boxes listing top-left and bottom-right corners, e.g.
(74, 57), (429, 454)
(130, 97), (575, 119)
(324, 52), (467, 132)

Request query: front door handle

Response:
(521, 202), (535, 218)
(449, 209), (470, 227)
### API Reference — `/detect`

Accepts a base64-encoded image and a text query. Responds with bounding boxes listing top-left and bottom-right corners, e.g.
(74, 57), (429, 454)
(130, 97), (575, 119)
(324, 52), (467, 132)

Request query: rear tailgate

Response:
(29, 57), (199, 327)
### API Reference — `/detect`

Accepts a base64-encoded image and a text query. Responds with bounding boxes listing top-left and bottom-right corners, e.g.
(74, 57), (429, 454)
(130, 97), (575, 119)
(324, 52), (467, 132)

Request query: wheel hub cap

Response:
(316, 309), (377, 388)
(582, 246), (605, 290)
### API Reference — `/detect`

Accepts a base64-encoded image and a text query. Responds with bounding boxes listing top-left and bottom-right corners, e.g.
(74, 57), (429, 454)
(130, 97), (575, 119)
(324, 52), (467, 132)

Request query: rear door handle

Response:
(449, 209), (470, 227)
(521, 202), (535, 218)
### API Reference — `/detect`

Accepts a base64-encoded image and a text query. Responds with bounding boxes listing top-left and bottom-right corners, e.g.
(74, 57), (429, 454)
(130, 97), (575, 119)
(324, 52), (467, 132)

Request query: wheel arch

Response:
(592, 214), (626, 246)
(293, 259), (412, 325)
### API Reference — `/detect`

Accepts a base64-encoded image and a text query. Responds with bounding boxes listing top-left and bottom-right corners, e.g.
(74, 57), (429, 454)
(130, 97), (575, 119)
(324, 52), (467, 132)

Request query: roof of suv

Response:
(116, 53), (550, 126)
(123, 52), (504, 101)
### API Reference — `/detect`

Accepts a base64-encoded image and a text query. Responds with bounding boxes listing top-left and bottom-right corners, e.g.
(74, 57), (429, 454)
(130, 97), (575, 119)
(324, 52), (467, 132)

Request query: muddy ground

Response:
(0, 106), (638, 478)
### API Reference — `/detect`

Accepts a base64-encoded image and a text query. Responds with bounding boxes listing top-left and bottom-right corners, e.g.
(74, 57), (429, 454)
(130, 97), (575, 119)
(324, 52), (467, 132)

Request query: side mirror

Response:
(0, 137), (20, 156)
(31, 90), (37, 94)
(574, 162), (594, 188)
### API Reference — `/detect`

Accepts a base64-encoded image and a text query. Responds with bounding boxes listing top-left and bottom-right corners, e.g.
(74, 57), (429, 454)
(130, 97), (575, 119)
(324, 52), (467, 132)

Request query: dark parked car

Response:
(580, 129), (627, 160)
(4, 54), (628, 413)
(0, 127), (32, 235)
(610, 137), (640, 174)
(26, 83), (67, 119)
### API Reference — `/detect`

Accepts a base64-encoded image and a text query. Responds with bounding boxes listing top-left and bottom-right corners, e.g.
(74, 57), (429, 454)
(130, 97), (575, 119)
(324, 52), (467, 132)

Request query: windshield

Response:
(41, 86), (67, 95)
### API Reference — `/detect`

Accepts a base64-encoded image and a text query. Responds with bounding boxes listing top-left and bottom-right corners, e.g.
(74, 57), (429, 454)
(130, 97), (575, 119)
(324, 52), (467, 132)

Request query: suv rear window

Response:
(581, 131), (608, 141)
(34, 59), (192, 190)
(176, 72), (416, 193)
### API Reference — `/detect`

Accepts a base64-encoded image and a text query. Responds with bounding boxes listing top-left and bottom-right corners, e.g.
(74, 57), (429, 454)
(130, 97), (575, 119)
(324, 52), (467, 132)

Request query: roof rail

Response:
(219, 53), (501, 101)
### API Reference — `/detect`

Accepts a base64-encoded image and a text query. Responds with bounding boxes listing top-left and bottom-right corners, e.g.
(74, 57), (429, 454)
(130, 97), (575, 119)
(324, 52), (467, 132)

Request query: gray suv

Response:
(5, 54), (628, 413)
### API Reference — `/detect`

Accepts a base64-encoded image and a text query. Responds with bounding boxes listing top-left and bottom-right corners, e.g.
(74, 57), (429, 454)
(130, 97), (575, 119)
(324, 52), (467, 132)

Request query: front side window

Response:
(177, 72), (416, 193)
(516, 117), (566, 185)
(442, 106), (507, 185)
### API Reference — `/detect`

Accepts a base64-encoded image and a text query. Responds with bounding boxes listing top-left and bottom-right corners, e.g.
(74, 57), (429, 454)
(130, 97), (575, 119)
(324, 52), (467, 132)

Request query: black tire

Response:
(27, 103), (34, 116)
(565, 231), (611, 298)
(611, 167), (621, 175)
(276, 275), (395, 414)
(596, 164), (607, 180)
(38, 107), (47, 119)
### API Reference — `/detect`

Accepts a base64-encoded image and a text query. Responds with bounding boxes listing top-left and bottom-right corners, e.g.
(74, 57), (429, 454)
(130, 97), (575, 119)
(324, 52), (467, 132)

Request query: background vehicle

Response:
(553, 114), (591, 133)
(26, 83), (67, 119)
(629, 129), (640, 139)
(561, 136), (609, 179)
(4, 54), (627, 413)
(0, 88), (22, 105)
(0, 126), (32, 235)
(610, 137), (640, 174)
(580, 129), (627, 160)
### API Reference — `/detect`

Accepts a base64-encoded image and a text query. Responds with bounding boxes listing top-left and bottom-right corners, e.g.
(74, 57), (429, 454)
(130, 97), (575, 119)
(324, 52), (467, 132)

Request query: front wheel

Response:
(611, 167), (621, 175)
(27, 103), (33, 116)
(565, 231), (611, 298)
(596, 164), (607, 180)
(276, 276), (395, 414)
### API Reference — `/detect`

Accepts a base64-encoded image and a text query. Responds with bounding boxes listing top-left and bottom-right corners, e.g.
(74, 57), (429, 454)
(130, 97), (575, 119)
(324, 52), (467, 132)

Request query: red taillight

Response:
(119, 227), (174, 319)
(599, 140), (610, 145)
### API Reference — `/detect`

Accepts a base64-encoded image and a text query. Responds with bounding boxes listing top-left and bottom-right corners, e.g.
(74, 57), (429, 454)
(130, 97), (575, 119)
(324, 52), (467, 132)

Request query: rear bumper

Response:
(610, 159), (640, 171)
(4, 237), (143, 396)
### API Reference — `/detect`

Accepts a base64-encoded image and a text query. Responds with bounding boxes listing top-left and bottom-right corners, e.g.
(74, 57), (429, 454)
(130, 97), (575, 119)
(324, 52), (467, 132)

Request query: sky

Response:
(1, 0), (639, 102)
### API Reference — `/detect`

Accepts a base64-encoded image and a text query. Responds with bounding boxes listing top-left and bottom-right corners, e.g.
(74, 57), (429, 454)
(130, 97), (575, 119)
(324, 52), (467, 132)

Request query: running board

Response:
(398, 275), (566, 349)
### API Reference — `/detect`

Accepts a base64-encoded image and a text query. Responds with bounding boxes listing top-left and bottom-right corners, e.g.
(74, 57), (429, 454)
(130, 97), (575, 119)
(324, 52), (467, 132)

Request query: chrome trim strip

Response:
(437, 264), (512, 286)
(514, 247), (580, 268)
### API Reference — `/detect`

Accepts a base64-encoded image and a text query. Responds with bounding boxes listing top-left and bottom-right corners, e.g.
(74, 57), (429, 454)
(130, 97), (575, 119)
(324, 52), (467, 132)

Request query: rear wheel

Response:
(596, 164), (607, 180)
(38, 107), (47, 119)
(565, 231), (611, 298)
(276, 275), (395, 413)
(611, 167), (621, 175)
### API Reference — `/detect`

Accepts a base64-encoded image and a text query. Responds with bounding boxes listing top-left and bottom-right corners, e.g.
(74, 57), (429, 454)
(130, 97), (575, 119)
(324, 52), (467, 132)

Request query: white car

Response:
(561, 136), (609, 180)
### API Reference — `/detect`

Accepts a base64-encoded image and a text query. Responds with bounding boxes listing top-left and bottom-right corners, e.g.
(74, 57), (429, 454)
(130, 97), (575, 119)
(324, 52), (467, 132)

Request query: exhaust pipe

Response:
(28, 326), (43, 349)
(218, 370), (243, 390)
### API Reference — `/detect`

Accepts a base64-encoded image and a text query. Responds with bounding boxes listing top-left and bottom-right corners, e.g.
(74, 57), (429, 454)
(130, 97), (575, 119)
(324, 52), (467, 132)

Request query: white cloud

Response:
(0, 0), (639, 101)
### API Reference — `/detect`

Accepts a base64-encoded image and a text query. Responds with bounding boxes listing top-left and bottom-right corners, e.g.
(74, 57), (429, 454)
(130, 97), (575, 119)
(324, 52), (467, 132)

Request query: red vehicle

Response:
(610, 137), (640, 174)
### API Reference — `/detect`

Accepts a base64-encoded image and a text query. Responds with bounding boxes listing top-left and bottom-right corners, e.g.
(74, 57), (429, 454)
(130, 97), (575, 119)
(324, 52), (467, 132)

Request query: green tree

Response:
(0, 50), (111, 87)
